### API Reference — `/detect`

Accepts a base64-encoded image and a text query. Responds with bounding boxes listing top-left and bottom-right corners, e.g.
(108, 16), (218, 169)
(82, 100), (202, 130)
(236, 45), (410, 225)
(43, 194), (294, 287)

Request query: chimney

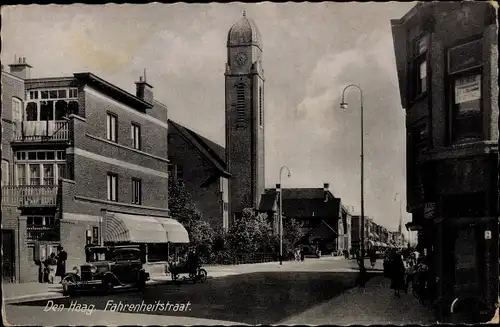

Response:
(135, 68), (154, 105)
(323, 182), (329, 202)
(8, 56), (32, 79)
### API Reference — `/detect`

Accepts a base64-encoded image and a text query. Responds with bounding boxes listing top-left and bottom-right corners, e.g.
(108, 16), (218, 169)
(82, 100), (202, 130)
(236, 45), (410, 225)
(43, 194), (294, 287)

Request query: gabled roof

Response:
(259, 188), (340, 219)
(168, 120), (230, 178)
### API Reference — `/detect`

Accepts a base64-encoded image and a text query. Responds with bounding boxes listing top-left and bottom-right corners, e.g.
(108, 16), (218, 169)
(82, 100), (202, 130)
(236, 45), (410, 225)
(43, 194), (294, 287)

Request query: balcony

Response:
(27, 226), (59, 241)
(13, 120), (70, 142)
(1, 185), (58, 207)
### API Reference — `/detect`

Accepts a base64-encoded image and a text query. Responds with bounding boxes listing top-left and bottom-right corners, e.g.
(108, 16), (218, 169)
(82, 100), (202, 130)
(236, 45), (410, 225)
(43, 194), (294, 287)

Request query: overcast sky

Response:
(2, 2), (417, 232)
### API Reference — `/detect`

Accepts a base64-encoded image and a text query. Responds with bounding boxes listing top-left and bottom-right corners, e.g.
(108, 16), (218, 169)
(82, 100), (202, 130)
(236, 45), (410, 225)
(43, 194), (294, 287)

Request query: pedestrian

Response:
(404, 258), (415, 294)
(56, 245), (67, 283)
(45, 253), (57, 284)
(369, 249), (377, 269)
(390, 252), (405, 297)
(300, 247), (305, 261)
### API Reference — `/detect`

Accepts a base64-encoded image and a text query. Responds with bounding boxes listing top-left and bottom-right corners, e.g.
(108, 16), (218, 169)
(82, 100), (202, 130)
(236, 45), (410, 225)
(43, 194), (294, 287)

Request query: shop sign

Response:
(484, 230), (492, 240)
(448, 39), (483, 74)
(418, 35), (429, 54)
(455, 74), (481, 104)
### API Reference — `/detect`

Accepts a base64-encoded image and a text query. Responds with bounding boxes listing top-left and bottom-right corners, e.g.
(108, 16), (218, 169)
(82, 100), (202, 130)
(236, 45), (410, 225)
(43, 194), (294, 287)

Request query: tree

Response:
(168, 178), (200, 225)
(168, 177), (213, 258)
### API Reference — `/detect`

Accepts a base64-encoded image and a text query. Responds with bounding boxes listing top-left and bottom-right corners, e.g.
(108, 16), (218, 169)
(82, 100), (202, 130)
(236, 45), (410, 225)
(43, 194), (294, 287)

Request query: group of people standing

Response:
(386, 249), (429, 301)
(42, 245), (67, 284)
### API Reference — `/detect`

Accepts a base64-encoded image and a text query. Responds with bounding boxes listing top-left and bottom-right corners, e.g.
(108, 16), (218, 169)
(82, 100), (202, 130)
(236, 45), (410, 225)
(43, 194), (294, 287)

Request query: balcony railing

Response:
(13, 120), (70, 142)
(27, 226), (59, 241)
(1, 185), (58, 207)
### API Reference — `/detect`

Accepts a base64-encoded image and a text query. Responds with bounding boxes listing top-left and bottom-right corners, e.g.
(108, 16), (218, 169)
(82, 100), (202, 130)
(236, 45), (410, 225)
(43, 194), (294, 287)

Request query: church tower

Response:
(225, 12), (265, 222)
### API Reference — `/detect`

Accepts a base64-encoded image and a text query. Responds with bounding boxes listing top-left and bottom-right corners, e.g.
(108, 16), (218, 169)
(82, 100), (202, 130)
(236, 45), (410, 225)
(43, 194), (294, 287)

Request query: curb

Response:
(4, 292), (67, 305)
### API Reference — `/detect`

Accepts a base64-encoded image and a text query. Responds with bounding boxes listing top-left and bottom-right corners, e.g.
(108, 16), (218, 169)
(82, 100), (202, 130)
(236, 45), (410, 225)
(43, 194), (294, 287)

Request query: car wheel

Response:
(198, 269), (207, 283)
(102, 277), (113, 293)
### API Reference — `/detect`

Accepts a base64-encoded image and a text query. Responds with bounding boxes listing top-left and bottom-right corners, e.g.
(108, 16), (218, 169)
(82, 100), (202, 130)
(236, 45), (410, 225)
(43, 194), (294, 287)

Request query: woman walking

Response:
(390, 252), (406, 297)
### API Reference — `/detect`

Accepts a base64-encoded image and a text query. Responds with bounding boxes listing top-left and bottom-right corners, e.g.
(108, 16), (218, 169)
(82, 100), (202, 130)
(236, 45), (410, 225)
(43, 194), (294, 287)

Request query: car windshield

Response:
(113, 249), (140, 261)
(86, 247), (112, 262)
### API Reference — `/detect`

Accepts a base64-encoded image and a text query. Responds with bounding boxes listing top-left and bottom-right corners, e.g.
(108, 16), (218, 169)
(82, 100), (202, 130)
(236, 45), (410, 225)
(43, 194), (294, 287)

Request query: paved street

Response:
(3, 257), (420, 326)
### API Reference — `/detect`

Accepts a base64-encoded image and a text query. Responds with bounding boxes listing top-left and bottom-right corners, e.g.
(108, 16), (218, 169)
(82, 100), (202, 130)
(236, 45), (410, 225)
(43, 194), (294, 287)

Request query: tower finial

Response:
(243, 9), (246, 17)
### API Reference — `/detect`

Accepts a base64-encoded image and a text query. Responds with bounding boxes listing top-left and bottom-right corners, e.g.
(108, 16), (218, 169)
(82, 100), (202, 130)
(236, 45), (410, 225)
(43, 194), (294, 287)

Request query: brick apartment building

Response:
(167, 119), (231, 231)
(1, 60), (189, 283)
(391, 1), (498, 320)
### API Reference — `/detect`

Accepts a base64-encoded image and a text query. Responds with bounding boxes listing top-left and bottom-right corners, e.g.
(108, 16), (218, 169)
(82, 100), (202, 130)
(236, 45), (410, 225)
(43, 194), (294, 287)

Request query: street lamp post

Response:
(340, 84), (366, 284)
(278, 166), (291, 265)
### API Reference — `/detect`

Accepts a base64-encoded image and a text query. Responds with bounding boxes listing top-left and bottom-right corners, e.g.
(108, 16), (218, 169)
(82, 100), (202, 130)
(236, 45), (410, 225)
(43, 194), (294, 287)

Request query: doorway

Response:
(2, 229), (16, 283)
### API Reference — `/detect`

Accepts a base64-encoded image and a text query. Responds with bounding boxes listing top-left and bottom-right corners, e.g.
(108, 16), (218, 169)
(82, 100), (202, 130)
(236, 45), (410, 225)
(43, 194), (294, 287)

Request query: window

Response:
(29, 91), (38, 100)
(1, 160), (9, 186)
(409, 34), (429, 100)
(168, 163), (174, 178)
(106, 113), (118, 142)
(107, 173), (118, 201)
(259, 87), (263, 127)
(235, 83), (246, 129)
(12, 97), (23, 122)
(14, 150), (67, 185)
(131, 123), (141, 150)
(223, 202), (228, 212)
(447, 38), (483, 143)
(29, 164), (41, 185)
(132, 178), (142, 205)
(176, 165), (183, 179)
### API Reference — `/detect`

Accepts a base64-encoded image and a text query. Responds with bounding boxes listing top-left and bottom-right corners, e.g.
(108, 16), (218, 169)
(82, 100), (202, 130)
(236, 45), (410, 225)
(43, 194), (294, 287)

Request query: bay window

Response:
(14, 150), (66, 186)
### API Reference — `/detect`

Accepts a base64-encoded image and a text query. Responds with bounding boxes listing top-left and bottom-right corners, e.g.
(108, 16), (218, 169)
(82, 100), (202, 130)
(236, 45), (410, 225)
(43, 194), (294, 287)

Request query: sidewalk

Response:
(280, 275), (437, 325)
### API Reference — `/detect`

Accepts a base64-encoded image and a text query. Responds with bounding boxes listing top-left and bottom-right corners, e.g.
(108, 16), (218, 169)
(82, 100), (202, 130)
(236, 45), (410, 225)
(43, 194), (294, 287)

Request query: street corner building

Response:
(391, 1), (498, 321)
(1, 61), (190, 283)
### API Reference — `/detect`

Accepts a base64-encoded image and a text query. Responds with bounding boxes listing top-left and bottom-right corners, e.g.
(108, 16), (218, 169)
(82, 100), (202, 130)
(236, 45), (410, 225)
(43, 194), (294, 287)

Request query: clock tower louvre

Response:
(225, 13), (265, 224)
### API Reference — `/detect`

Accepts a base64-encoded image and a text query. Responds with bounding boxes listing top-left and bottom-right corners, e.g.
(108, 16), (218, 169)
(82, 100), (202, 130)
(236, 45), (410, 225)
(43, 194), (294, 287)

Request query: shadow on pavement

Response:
(11, 271), (377, 325)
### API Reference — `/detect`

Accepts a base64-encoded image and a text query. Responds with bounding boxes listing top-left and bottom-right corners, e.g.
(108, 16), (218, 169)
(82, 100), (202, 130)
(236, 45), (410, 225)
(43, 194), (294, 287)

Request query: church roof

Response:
(227, 12), (262, 49)
(168, 120), (230, 178)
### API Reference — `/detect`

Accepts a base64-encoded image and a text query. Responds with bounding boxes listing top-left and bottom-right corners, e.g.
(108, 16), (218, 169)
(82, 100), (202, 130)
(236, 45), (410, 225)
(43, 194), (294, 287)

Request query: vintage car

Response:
(62, 245), (149, 296)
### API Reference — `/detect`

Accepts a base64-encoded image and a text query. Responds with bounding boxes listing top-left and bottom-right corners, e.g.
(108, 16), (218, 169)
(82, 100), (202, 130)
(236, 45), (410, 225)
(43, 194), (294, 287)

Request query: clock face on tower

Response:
(235, 52), (248, 66)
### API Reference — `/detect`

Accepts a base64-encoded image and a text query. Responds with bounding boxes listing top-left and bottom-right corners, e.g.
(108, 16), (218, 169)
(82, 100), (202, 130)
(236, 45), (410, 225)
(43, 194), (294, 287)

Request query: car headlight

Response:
(90, 265), (97, 273)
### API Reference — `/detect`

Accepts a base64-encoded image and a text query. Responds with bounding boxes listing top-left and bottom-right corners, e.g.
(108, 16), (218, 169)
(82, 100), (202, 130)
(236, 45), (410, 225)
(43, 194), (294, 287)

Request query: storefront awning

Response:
(105, 213), (169, 243)
(367, 240), (375, 245)
(155, 218), (190, 243)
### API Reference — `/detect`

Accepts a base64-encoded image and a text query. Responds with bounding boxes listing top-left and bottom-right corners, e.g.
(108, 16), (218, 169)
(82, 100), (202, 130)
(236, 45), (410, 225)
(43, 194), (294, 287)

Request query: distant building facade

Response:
(391, 1), (498, 320)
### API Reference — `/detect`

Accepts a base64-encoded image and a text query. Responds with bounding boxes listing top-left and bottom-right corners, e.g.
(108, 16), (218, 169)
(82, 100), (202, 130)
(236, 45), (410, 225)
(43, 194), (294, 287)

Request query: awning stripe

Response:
(104, 213), (169, 243)
(155, 218), (190, 243)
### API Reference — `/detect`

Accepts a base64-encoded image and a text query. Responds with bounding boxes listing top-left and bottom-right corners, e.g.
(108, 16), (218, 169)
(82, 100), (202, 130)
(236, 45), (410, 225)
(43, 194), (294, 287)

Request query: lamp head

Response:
(340, 102), (348, 110)
(287, 172), (291, 178)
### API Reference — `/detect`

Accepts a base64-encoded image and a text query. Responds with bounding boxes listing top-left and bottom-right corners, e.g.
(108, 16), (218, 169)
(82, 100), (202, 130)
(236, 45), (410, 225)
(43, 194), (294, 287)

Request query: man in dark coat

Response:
(56, 245), (67, 283)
